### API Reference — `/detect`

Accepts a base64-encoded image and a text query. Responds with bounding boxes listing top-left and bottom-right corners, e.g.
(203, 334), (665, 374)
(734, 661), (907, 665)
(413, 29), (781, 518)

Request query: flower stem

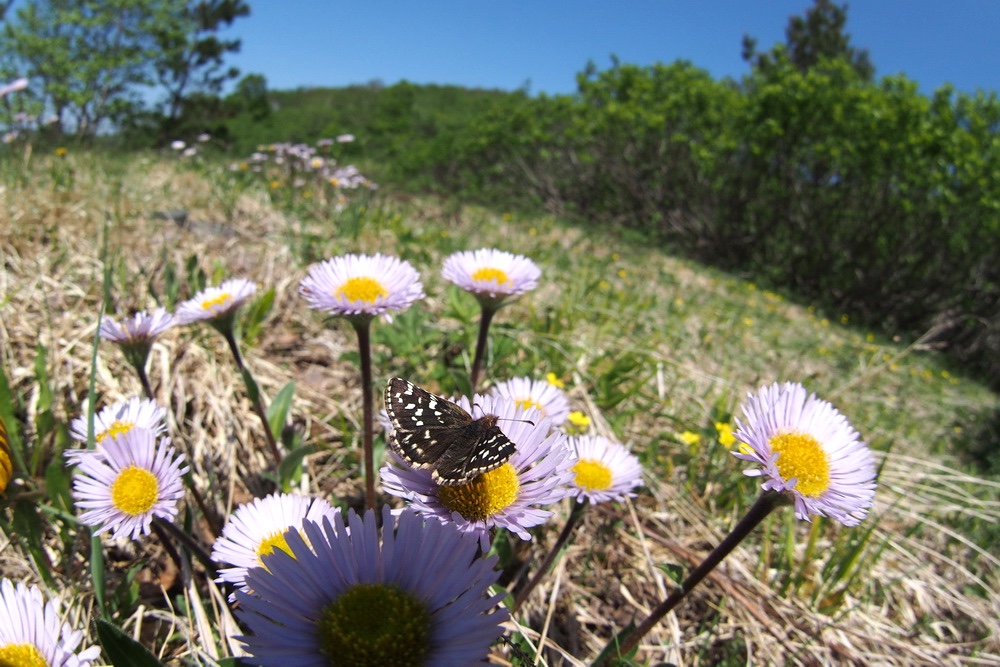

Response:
(221, 327), (283, 467)
(594, 492), (786, 665)
(353, 320), (377, 511)
(133, 353), (220, 536)
(470, 306), (496, 393)
(512, 500), (586, 613)
(129, 357), (155, 401)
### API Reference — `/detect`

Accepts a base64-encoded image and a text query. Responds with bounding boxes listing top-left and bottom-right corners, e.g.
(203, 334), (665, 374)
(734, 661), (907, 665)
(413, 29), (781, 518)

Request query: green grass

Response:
(1, 147), (998, 665)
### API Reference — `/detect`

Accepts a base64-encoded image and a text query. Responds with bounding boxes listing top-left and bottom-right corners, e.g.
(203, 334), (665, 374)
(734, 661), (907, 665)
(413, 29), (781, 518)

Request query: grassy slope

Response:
(2, 150), (999, 665)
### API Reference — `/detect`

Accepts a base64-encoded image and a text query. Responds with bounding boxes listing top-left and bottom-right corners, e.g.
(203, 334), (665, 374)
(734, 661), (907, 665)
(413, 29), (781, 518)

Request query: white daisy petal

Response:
(67, 428), (189, 540)
(174, 278), (257, 326)
(490, 376), (571, 427)
(442, 248), (541, 308)
(298, 253), (424, 321)
(734, 382), (877, 526)
(211, 492), (340, 597)
(0, 579), (101, 667)
(566, 435), (644, 504)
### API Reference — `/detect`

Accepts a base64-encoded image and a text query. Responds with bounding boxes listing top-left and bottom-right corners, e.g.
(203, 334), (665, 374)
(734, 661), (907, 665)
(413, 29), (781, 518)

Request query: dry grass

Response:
(1, 151), (998, 666)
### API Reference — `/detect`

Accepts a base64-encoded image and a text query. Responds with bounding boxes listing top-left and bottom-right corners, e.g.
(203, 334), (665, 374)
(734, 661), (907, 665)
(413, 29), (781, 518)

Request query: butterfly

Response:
(384, 377), (516, 486)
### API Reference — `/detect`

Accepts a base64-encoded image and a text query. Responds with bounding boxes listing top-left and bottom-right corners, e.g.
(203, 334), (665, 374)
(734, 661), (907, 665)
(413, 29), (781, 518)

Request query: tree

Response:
(0, 0), (248, 140)
(742, 0), (874, 80)
(153, 0), (249, 134)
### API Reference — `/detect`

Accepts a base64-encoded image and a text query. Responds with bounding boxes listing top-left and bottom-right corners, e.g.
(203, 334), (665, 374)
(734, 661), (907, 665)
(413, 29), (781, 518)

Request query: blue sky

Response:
(226, 1), (1000, 97)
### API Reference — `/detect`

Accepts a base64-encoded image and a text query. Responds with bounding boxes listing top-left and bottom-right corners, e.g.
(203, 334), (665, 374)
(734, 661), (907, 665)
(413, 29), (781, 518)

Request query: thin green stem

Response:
(221, 326), (283, 467)
(512, 500), (587, 613)
(470, 306), (496, 393)
(353, 320), (377, 511)
(594, 492), (786, 665)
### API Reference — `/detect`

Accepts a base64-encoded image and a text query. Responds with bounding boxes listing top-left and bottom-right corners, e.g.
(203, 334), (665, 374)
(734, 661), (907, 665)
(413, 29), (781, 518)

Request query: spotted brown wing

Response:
(384, 377), (516, 485)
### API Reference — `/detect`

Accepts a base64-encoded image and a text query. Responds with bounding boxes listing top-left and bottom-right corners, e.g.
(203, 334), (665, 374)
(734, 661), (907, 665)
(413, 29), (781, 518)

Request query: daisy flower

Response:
(733, 382), (877, 526)
(567, 435), (644, 504)
(211, 492), (340, 597)
(490, 376), (571, 427)
(298, 253), (424, 323)
(235, 507), (507, 667)
(69, 397), (167, 447)
(0, 579), (100, 667)
(441, 248), (541, 310)
(381, 392), (574, 549)
(67, 428), (189, 540)
(100, 307), (174, 345)
(173, 278), (258, 327)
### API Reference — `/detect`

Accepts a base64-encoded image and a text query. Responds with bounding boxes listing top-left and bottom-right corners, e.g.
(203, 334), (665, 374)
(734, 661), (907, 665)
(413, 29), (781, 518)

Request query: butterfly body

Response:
(385, 377), (516, 486)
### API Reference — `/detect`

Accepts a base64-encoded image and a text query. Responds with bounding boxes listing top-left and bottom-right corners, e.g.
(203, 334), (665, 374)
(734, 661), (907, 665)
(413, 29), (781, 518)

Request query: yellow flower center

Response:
(572, 458), (613, 491)
(515, 397), (545, 415)
(0, 642), (48, 667)
(256, 529), (296, 566)
(318, 583), (430, 666)
(438, 463), (519, 521)
(201, 293), (232, 311)
(96, 420), (134, 443)
(336, 277), (388, 304)
(769, 431), (831, 497)
(111, 465), (160, 516)
(471, 267), (509, 285)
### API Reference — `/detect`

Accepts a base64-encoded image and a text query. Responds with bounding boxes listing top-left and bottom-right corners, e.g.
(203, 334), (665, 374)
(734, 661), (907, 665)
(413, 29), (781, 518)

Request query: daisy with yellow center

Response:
(70, 397), (166, 441)
(67, 428), (188, 540)
(381, 393), (574, 549)
(68, 398), (167, 465)
(442, 248), (541, 391)
(567, 435), (643, 504)
(235, 507), (507, 666)
(441, 248), (541, 309)
(733, 382), (876, 526)
(298, 253), (424, 323)
(0, 579), (100, 667)
(299, 253), (425, 511)
(211, 492), (340, 599)
(490, 376), (571, 427)
(174, 278), (258, 327)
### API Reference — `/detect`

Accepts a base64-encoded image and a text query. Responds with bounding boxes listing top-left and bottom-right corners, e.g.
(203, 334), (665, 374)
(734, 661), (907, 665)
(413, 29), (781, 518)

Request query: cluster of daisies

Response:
(227, 137), (375, 211)
(29, 245), (878, 664)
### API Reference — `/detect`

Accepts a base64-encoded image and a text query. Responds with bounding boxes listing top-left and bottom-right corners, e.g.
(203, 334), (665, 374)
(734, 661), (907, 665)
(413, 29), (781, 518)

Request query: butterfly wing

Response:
(384, 377), (516, 486)
(429, 415), (516, 486)
(385, 377), (474, 467)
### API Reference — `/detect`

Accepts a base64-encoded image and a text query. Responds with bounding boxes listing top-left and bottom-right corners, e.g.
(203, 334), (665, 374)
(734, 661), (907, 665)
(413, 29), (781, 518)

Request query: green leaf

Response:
(242, 287), (276, 346)
(95, 618), (167, 667)
(240, 367), (260, 404)
(12, 500), (55, 587)
(266, 381), (296, 442)
(277, 442), (317, 492)
(44, 454), (73, 513)
(591, 621), (639, 666)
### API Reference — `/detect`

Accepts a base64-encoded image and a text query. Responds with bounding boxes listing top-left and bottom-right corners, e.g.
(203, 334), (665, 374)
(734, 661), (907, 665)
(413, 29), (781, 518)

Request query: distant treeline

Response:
(221, 57), (1000, 387)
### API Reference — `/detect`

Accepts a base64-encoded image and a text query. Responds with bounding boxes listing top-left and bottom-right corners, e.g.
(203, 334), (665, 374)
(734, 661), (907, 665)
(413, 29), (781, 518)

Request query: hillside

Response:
(1, 150), (998, 665)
